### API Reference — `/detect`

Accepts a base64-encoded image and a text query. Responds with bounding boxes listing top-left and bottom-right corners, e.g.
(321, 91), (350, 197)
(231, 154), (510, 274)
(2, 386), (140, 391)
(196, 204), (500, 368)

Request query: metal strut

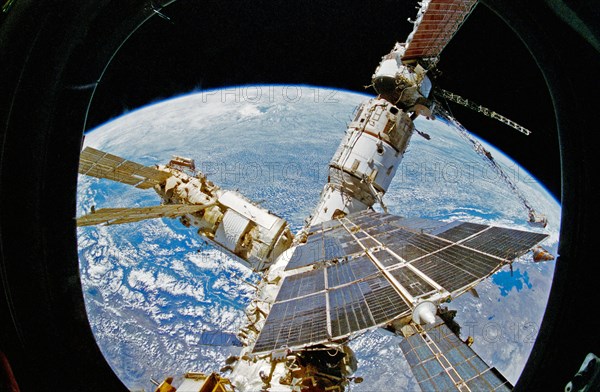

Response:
(434, 88), (531, 136)
(436, 107), (547, 227)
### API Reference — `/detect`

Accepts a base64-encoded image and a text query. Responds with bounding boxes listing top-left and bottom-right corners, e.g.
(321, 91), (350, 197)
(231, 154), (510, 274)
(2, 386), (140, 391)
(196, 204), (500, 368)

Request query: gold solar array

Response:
(77, 204), (211, 227)
(403, 0), (478, 62)
(78, 146), (171, 189)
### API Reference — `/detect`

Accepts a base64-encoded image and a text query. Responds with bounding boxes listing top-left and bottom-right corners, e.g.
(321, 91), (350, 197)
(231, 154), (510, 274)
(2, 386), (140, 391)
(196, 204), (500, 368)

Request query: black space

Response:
(85, 0), (561, 200)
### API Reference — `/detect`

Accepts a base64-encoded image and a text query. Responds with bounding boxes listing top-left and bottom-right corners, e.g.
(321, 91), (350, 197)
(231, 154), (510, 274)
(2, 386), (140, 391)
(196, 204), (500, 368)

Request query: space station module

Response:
(308, 43), (433, 227)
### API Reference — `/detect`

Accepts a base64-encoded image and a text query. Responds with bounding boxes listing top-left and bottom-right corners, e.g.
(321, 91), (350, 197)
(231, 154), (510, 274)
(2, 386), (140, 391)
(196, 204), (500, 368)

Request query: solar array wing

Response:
(403, 0), (478, 64)
(253, 210), (548, 353)
(252, 293), (329, 353)
(399, 317), (513, 391)
(329, 273), (410, 338)
(285, 231), (325, 270)
(76, 204), (211, 226)
(253, 270), (411, 353)
(79, 146), (171, 189)
(462, 226), (550, 259)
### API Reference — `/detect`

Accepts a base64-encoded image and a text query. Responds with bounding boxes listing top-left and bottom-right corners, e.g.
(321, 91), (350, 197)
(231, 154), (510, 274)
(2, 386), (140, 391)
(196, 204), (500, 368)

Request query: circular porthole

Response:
(1, 1), (598, 391)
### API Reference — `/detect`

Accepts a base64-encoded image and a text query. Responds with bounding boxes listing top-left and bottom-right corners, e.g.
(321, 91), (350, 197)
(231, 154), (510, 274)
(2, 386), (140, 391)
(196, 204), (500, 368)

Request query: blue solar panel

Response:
(329, 273), (411, 337)
(323, 236), (344, 260)
(411, 245), (501, 292)
(307, 223), (323, 234)
(285, 234), (324, 271)
(326, 255), (379, 288)
(389, 266), (436, 297)
(399, 317), (513, 391)
(462, 226), (549, 260)
(392, 216), (449, 233)
(436, 222), (488, 242)
(253, 293), (328, 353)
(256, 211), (547, 355)
(339, 240), (363, 257)
(329, 283), (374, 337)
(275, 269), (325, 302)
(371, 249), (403, 268)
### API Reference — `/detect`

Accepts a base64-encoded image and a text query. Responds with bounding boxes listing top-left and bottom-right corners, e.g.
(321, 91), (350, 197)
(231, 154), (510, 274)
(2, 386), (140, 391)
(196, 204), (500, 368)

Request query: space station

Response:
(74, 0), (555, 391)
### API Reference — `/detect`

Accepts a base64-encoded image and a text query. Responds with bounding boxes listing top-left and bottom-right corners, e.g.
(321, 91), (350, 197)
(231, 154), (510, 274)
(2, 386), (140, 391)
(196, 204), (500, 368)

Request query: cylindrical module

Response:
(308, 98), (414, 226)
(371, 42), (432, 108)
(155, 166), (293, 272)
(214, 190), (293, 271)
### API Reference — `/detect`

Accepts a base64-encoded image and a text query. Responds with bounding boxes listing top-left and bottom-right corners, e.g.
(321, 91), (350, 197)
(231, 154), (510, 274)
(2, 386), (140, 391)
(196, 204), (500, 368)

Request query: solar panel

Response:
(462, 226), (549, 260)
(399, 317), (513, 391)
(329, 273), (412, 337)
(402, 0), (479, 62)
(253, 211), (548, 353)
(373, 228), (403, 244)
(377, 229), (448, 263)
(347, 214), (372, 227)
(322, 219), (343, 230)
(349, 209), (378, 221)
(411, 246), (501, 292)
(379, 214), (405, 225)
(275, 269), (325, 302)
(254, 271), (411, 353)
(285, 233), (324, 270)
(306, 232), (323, 244)
(79, 146), (171, 189)
(306, 223), (322, 234)
(389, 266), (436, 297)
(326, 255), (379, 288)
(358, 230), (372, 238)
(345, 211), (547, 295)
(345, 216), (379, 232)
(436, 222), (488, 242)
(360, 274), (411, 324)
(371, 249), (403, 268)
(323, 236), (345, 260)
(366, 222), (397, 235)
(404, 231), (450, 254)
(339, 239), (364, 257)
(391, 216), (450, 234)
(329, 282), (375, 337)
(357, 237), (379, 249)
(76, 204), (210, 227)
(325, 227), (354, 243)
(286, 227), (369, 271)
(253, 293), (328, 353)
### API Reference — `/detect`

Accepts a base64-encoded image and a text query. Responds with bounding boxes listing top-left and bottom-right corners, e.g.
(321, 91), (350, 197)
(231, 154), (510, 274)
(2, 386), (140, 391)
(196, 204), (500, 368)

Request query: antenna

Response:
(435, 108), (548, 227)
(434, 88), (532, 136)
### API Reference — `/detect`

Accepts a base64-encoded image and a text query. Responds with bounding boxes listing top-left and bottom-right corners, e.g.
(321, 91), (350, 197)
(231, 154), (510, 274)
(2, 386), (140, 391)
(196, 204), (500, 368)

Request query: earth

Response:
(76, 85), (560, 391)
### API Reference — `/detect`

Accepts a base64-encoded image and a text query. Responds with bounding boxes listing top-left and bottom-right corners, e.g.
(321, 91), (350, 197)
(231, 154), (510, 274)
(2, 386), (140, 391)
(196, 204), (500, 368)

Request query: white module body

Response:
(155, 165), (293, 271)
(213, 190), (292, 271)
(308, 98), (414, 226)
(371, 42), (432, 108)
